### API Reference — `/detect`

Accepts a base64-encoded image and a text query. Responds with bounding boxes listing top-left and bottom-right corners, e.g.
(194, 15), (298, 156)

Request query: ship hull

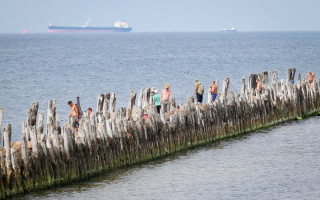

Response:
(48, 26), (132, 33)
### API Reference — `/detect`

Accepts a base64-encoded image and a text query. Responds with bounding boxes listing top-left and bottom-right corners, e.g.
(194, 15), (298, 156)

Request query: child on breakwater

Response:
(153, 89), (161, 114)
(211, 81), (218, 102)
(307, 70), (315, 88)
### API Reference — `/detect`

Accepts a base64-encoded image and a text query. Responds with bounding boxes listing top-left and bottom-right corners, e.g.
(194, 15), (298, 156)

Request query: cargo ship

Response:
(48, 20), (132, 33)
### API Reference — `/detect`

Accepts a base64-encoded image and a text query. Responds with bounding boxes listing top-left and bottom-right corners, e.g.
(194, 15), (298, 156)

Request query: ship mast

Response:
(83, 18), (92, 27)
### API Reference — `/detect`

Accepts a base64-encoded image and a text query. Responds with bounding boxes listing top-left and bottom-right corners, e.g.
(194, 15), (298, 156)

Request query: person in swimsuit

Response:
(211, 81), (218, 102)
(307, 71), (315, 88)
(160, 84), (173, 113)
(68, 101), (79, 129)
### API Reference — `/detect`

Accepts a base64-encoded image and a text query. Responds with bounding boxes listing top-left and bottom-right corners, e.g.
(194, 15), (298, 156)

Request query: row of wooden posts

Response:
(0, 68), (319, 199)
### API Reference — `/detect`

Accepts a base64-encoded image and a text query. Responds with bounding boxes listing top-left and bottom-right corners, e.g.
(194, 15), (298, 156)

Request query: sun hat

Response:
(164, 84), (170, 88)
(154, 89), (158, 93)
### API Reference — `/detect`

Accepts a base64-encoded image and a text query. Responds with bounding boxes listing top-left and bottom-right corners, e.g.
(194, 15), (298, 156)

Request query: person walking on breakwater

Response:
(160, 84), (173, 113)
(256, 79), (262, 94)
(68, 101), (79, 129)
(194, 78), (204, 106)
(307, 70), (315, 88)
(153, 89), (161, 114)
(211, 81), (218, 102)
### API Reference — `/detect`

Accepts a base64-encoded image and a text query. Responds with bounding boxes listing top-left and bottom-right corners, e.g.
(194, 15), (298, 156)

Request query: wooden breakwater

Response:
(0, 69), (319, 199)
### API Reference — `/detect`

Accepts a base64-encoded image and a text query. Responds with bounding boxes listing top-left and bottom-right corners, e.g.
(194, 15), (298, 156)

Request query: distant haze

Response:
(0, 0), (320, 33)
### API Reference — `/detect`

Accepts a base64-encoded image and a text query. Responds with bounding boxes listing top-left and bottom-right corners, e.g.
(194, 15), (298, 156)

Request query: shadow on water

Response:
(14, 116), (319, 200)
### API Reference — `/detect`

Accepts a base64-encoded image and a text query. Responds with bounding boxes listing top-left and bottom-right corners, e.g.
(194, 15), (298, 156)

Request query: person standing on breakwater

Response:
(160, 84), (173, 113)
(307, 70), (315, 88)
(68, 101), (79, 130)
(256, 79), (262, 94)
(194, 78), (204, 106)
(153, 89), (161, 114)
(211, 81), (218, 102)
(87, 107), (95, 121)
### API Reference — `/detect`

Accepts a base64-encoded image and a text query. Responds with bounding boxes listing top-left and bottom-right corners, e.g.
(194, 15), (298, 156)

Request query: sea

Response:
(1, 32), (320, 199)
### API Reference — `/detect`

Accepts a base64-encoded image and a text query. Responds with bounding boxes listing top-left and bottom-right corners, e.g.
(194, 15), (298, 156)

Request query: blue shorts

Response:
(212, 93), (217, 101)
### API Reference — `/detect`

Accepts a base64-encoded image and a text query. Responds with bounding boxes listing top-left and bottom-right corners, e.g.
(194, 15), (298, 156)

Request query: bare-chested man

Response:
(211, 81), (218, 102)
(68, 101), (79, 131)
(160, 84), (173, 113)
(256, 79), (262, 94)
(307, 70), (315, 88)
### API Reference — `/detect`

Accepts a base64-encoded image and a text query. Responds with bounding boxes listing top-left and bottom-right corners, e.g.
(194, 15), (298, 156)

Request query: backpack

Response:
(198, 83), (204, 95)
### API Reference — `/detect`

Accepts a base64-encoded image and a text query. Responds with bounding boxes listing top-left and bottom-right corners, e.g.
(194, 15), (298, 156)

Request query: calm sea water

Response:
(1, 32), (320, 199)
(1, 32), (320, 140)
(15, 117), (320, 200)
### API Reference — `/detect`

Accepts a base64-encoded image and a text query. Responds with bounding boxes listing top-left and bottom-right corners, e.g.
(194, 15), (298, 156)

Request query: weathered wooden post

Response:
(298, 73), (302, 86)
(4, 124), (12, 167)
(248, 74), (258, 97)
(287, 68), (296, 84)
(46, 100), (56, 137)
(127, 90), (136, 120)
(30, 126), (39, 158)
(20, 124), (29, 168)
(96, 93), (105, 122)
(207, 86), (212, 103)
(259, 71), (269, 88)
(110, 93), (116, 118)
(104, 93), (111, 120)
(0, 107), (3, 147)
(76, 96), (84, 119)
(142, 88), (151, 110)
(272, 70), (279, 97)
(222, 78), (230, 104)
(62, 125), (73, 159)
(149, 87), (157, 104)
(28, 102), (39, 127)
(170, 98), (176, 111)
(137, 89), (143, 109)
(37, 112), (44, 140)
(240, 76), (248, 101)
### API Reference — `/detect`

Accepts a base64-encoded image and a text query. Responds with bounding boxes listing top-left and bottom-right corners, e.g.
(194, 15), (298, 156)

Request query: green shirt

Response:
(153, 94), (161, 106)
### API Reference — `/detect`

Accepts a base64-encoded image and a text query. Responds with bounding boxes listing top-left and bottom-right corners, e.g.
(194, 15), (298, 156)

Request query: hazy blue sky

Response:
(0, 0), (319, 33)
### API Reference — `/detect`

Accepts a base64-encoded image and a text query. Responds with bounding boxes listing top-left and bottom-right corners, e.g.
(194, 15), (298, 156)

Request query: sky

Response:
(0, 0), (319, 33)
